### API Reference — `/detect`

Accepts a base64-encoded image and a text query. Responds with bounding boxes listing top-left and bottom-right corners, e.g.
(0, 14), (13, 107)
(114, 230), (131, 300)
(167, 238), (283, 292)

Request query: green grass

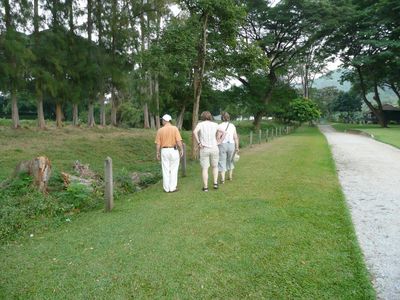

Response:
(332, 123), (400, 149)
(0, 125), (168, 181)
(0, 126), (374, 299)
(0, 125), (191, 241)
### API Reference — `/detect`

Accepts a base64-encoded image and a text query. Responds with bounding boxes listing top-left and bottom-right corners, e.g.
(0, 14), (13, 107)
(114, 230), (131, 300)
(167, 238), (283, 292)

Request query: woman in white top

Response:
(217, 112), (239, 183)
(193, 111), (224, 191)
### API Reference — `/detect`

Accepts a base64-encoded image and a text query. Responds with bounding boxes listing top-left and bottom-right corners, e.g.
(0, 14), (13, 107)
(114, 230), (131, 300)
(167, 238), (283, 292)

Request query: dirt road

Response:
(319, 125), (400, 300)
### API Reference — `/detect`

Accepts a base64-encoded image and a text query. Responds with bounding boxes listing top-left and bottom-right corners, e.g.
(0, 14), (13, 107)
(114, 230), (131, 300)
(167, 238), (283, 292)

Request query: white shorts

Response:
(199, 146), (219, 168)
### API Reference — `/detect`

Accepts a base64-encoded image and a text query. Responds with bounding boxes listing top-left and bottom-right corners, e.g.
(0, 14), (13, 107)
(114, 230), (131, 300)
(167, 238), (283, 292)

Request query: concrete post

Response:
(181, 143), (187, 177)
(104, 157), (114, 212)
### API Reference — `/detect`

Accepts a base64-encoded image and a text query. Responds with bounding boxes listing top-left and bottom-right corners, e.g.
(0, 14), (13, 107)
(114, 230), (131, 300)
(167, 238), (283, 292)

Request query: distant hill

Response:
(313, 69), (398, 105)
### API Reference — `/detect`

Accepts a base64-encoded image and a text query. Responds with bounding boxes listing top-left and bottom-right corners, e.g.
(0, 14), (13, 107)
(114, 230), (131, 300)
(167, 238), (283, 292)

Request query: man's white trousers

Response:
(161, 148), (180, 192)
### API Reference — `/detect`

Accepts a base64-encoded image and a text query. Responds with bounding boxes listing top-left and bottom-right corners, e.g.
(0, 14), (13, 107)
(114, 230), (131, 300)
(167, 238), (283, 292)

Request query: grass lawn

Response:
(332, 123), (400, 149)
(0, 124), (171, 181)
(0, 126), (374, 299)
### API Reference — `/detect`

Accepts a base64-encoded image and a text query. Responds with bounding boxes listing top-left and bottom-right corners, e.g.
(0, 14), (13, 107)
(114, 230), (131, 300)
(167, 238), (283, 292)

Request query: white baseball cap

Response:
(162, 114), (172, 122)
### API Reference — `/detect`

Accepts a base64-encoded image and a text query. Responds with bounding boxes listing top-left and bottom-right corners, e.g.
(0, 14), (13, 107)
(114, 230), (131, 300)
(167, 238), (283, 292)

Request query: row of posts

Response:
(104, 143), (188, 212)
(249, 126), (295, 147)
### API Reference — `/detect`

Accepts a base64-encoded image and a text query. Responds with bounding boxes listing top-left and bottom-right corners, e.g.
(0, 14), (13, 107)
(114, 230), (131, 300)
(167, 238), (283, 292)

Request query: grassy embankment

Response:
(332, 123), (400, 149)
(0, 125), (375, 299)
(0, 123), (177, 241)
(0, 120), (278, 241)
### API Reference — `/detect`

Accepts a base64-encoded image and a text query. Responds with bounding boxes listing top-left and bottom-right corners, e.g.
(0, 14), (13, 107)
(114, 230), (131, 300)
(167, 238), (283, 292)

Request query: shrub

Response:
(287, 98), (321, 125)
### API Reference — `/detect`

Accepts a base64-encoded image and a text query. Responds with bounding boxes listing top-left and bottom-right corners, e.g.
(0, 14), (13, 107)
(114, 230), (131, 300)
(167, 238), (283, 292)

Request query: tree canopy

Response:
(0, 0), (398, 129)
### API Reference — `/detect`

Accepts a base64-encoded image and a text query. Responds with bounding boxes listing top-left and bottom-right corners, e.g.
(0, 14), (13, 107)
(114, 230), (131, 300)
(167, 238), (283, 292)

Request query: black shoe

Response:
(213, 183), (219, 189)
(202, 187), (209, 192)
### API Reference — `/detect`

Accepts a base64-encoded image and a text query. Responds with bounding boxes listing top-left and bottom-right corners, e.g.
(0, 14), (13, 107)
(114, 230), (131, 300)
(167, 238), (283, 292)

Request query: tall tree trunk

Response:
(87, 0), (96, 127)
(155, 74), (160, 129)
(5, 0), (20, 129)
(253, 111), (265, 130)
(99, 96), (106, 126)
(111, 88), (117, 126)
(37, 94), (46, 129)
(72, 103), (79, 126)
(11, 90), (20, 129)
(150, 113), (155, 129)
(356, 66), (387, 128)
(253, 70), (277, 129)
(176, 105), (185, 130)
(110, 0), (118, 127)
(373, 81), (387, 127)
(88, 103), (95, 127)
(191, 13), (209, 130)
(389, 82), (400, 101)
(55, 103), (63, 128)
(140, 0), (149, 129)
(143, 102), (150, 129)
(303, 64), (309, 99)
(191, 13), (208, 159)
(34, 0), (46, 130)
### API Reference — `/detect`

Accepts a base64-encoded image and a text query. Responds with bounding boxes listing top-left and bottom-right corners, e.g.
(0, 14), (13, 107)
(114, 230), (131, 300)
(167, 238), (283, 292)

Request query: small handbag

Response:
(233, 153), (240, 162)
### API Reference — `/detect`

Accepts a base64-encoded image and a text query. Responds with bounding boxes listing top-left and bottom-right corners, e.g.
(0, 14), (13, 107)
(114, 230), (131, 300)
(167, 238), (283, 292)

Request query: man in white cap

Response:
(155, 114), (183, 192)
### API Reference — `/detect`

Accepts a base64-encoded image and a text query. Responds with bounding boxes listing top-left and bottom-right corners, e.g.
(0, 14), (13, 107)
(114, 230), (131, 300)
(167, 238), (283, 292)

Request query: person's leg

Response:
(220, 171), (226, 183)
(160, 149), (170, 192)
(210, 147), (220, 188)
(169, 149), (180, 191)
(218, 144), (227, 183)
(226, 144), (235, 180)
(212, 165), (219, 186)
(200, 148), (210, 190)
(202, 167), (209, 189)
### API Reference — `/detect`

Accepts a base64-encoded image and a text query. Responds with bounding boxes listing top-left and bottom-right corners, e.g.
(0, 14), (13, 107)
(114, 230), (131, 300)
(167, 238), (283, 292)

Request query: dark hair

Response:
(221, 112), (230, 122)
(200, 111), (213, 121)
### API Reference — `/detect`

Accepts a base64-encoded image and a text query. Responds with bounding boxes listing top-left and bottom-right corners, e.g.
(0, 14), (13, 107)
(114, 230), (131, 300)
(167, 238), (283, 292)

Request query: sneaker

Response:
(213, 183), (219, 189)
(202, 187), (209, 192)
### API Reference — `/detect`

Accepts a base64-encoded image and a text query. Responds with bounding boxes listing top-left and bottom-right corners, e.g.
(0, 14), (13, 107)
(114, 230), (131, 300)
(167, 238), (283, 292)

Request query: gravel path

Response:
(319, 125), (400, 300)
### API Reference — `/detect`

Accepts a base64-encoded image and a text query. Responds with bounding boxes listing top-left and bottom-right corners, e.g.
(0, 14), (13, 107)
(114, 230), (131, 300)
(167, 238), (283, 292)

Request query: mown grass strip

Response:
(332, 123), (400, 149)
(0, 126), (374, 299)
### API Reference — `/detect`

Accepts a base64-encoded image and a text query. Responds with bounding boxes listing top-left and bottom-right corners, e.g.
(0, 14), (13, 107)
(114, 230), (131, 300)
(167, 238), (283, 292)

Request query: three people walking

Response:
(155, 111), (239, 193)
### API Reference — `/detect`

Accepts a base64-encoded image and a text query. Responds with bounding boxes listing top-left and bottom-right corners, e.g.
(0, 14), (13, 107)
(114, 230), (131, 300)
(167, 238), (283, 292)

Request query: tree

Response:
(331, 91), (362, 123)
(180, 0), (244, 129)
(327, 0), (400, 127)
(311, 86), (341, 119)
(240, 0), (329, 129)
(0, 0), (32, 129)
(31, 0), (46, 128)
(287, 97), (321, 125)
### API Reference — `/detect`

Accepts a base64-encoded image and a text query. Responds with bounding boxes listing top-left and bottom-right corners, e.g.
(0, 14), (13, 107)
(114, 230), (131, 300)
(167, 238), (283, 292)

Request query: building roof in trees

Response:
(382, 104), (400, 111)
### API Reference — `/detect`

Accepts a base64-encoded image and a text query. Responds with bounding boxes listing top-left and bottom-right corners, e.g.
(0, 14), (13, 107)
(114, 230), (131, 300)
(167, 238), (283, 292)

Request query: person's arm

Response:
(177, 140), (184, 157)
(233, 127), (239, 152)
(156, 143), (161, 160)
(216, 129), (226, 144)
(155, 131), (161, 160)
(193, 124), (203, 148)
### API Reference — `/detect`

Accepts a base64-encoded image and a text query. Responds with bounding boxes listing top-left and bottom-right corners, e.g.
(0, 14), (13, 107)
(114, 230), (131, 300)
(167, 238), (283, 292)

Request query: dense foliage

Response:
(0, 0), (398, 128)
(288, 98), (321, 124)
